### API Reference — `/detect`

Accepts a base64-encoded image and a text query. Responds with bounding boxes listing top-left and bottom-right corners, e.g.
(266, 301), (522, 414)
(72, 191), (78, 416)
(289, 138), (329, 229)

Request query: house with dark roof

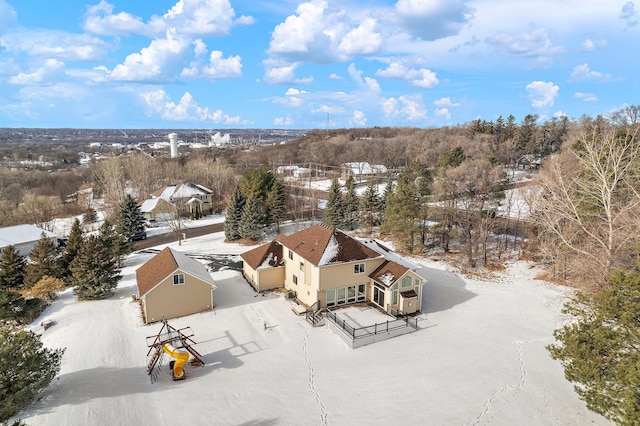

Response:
(241, 224), (424, 315)
(136, 247), (217, 323)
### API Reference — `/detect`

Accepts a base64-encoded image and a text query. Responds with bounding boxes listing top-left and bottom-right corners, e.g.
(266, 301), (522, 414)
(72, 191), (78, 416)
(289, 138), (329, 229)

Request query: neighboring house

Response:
(136, 247), (217, 324)
(0, 224), (58, 257)
(516, 154), (542, 169)
(151, 182), (216, 217)
(241, 224), (425, 316)
(140, 197), (177, 222)
(341, 162), (388, 181)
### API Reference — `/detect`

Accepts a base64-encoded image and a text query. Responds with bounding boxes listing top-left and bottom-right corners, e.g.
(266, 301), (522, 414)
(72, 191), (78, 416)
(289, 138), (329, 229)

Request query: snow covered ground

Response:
(15, 228), (609, 425)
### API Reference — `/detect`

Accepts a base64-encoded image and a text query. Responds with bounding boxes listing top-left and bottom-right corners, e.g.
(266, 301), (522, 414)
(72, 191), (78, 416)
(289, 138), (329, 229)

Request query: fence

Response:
(325, 308), (418, 349)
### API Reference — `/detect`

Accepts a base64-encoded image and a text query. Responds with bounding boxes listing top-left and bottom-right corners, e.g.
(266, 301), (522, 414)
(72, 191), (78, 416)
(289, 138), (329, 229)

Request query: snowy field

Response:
(15, 228), (609, 425)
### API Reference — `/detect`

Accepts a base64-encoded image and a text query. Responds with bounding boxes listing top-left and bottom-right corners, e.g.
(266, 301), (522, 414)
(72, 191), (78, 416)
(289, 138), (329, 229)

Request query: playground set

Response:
(146, 319), (205, 382)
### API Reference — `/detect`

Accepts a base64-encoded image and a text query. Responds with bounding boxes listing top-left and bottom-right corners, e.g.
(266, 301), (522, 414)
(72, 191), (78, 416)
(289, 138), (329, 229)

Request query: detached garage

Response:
(136, 247), (217, 324)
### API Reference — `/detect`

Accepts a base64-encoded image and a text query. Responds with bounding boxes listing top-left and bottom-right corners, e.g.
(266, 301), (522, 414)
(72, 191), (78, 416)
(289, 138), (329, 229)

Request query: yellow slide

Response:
(163, 343), (190, 380)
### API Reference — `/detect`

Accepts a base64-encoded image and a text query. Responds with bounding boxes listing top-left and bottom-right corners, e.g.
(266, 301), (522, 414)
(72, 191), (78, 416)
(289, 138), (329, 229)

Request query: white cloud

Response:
(433, 97), (460, 108)
(264, 62), (313, 85)
(525, 80), (559, 109)
(84, 0), (247, 37)
(83, 0), (146, 36)
(581, 36), (606, 51)
(0, 30), (109, 61)
(329, 73), (345, 81)
(110, 28), (192, 82)
(570, 63), (611, 82)
(141, 89), (251, 124)
(435, 108), (450, 119)
(181, 50), (242, 80)
(8, 59), (65, 85)
(273, 116), (294, 126)
(0, 0), (17, 31)
(155, 0), (239, 36)
(486, 27), (564, 59)
(383, 95), (426, 122)
(338, 18), (382, 56)
(575, 92), (598, 102)
(620, 1), (639, 28)
(395, 0), (473, 41)
(348, 63), (380, 92)
(350, 109), (367, 126)
(267, 0), (383, 65)
(376, 62), (439, 88)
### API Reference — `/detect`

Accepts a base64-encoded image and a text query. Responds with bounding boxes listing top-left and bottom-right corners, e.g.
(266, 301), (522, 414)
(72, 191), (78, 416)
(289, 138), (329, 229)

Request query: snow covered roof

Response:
(343, 162), (388, 175)
(357, 237), (420, 270)
(277, 224), (381, 266)
(151, 182), (214, 201)
(241, 240), (284, 270)
(136, 247), (216, 297)
(369, 260), (410, 288)
(0, 224), (57, 249)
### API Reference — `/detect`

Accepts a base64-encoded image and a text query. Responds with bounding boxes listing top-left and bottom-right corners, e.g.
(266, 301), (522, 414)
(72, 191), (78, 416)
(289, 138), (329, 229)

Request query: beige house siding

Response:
(143, 271), (214, 323)
(243, 263), (285, 291)
(291, 257), (385, 308)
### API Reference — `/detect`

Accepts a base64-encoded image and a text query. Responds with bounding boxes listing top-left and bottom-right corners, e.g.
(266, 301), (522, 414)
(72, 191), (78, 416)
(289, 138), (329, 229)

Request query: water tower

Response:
(168, 133), (178, 158)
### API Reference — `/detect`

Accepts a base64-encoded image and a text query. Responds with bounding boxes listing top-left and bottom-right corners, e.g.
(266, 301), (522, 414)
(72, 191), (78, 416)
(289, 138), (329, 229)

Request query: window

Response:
(326, 289), (336, 307)
(173, 274), (185, 285)
(401, 276), (413, 288)
(354, 263), (365, 274)
(414, 279), (421, 296)
(337, 288), (346, 305)
(288, 250), (293, 260)
(347, 286), (356, 303)
(293, 275), (298, 285)
(357, 284), (366, 302)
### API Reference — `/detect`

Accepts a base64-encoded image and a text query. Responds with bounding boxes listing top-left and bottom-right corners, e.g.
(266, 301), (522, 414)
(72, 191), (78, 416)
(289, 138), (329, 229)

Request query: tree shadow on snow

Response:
(237, 419), (281, 426)
(418, 266), (477, 313)
(21, 366), (153, 418)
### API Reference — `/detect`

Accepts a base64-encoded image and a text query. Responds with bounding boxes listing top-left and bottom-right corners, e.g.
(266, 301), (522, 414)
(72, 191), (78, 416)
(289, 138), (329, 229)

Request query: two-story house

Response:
(241, 224), (424, 315)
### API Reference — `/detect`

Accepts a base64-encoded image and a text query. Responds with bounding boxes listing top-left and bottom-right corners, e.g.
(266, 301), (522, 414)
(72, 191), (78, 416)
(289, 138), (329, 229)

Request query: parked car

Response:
(128, 230), (147, 241)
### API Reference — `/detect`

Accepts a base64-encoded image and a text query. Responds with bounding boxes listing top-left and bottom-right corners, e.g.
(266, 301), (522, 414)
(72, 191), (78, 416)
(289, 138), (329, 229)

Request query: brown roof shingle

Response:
(369, 260), (410, 288)
(240, 240), (284, 270)
(277, 223), (381, 266)
(136, 247), (179, 297)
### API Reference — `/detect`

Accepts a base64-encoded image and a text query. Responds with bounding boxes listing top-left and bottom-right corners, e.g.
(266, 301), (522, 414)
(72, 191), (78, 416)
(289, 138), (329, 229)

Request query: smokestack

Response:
(168, 133), (178, 158)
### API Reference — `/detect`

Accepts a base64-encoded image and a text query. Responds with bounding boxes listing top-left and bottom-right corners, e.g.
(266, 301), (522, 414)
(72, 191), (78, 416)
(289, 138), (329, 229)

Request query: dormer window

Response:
(354, 263), (365, 274)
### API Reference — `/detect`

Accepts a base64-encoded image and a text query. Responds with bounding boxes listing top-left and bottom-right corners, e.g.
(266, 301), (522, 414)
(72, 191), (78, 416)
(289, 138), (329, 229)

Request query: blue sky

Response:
(0, 0), (637, 129)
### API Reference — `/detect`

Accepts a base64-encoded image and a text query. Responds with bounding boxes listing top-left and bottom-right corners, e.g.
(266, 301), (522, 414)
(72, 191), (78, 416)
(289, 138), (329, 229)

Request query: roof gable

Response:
(136, 247), (215, 297)
(240, 240), (284, 270)
(278, 224), (381, 266)
(369, 260), (410, 288)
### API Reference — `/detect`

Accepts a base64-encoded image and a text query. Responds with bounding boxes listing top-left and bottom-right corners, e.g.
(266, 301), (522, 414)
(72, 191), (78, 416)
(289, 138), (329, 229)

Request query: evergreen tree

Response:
(323, 178), (345, 228)
(118, 194), (145, 238)
(70, 233), (122, 300)
(62, 218), (84, 279)
(83, 208), (97, 224)
(381, 162), (432, 253)
(380, 180), (395, 223)
(437, 147), (466, 169)
(548, 269), (640, 425)
(0, 286), (26, 323)
(360, 178), (380, 233)
(344, 175), (359, 230)
(224, 186), (245, 241)
(98, 221), (127, 265)
(24, 234), (62, 288)
(0, 245), (26, 290)
(0, 325), (64, 423)
(267, 179), (287, 232)
(239, 196), (263, 240)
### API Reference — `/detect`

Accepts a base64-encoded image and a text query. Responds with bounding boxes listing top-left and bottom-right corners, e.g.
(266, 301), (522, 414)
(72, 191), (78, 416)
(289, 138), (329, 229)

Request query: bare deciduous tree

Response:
(531, 125), (640, 288)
